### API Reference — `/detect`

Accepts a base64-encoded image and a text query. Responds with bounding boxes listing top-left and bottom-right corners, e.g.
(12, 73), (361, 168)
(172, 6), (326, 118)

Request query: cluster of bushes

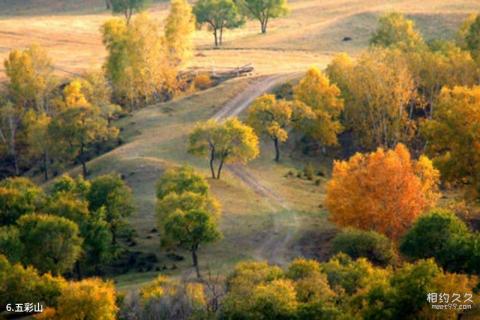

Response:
(117, 254), (477, 319)
(0, 174), (133, 277)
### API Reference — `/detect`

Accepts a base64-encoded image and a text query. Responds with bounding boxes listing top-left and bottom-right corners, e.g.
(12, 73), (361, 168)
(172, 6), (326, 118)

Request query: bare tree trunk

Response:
(192, 247), (201, 279)
(219, 26), (224, 45)
(43, 152), (49, 181)
(105, 0), (112, 9)
(213, 29), (219, 47)
(273, 137), (280, 162)
(80, 143), (88, 178)
(216, 158), (225, 180)
(209, 147), (216, 179)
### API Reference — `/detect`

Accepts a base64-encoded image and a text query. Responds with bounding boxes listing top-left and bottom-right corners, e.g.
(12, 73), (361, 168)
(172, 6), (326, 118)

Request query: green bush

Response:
(332, 228), (395, 266)
(400, 209), (473, 273)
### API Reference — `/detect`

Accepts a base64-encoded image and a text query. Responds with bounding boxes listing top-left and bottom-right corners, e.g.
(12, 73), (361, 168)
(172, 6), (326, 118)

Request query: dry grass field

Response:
(1, 0), (478, 77)
(2, 0), (480, 290)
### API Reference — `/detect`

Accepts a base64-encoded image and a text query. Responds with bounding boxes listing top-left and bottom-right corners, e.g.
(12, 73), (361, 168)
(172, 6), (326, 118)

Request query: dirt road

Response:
(212, 74), (300, 265)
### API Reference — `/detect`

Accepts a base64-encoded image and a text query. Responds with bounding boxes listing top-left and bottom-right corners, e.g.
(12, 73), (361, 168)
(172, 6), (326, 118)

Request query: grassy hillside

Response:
(0, 0), (478, 78)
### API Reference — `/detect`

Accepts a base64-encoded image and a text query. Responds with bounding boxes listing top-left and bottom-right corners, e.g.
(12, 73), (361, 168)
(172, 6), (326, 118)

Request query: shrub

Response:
(332, 229), (395, 266)
(303, 162), (315, 180)
(194, 73), (213, 90)
(400, 209), (473, 273)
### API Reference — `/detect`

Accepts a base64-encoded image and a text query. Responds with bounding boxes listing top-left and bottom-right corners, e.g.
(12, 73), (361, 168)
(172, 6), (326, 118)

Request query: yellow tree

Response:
(422, 86), (480, 192)
(370, 12), (424, 50)
(293, 67), (344, 147)
(188, 118), (259, 179)
(328, 49), (416, 149)
(247, 95), (292, 162)
(164, 0), (196, 67)
(102, 14), (173, 109)
(325, 144), (439, 240)
(52, 278), (118, 320)
(4, 45), (57, 113)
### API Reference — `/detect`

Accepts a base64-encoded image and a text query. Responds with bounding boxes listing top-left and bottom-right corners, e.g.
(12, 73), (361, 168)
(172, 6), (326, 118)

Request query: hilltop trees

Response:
(110, 0), (150, 23)
(421, 86), (480, 191)
(370, 12), (424, 50)
(325, 144), (439, 239)
(236, 0), (288, 33)
(194, 0), (244, 46)
(156, 166), (221, 278)
(188, 118), (259, 179)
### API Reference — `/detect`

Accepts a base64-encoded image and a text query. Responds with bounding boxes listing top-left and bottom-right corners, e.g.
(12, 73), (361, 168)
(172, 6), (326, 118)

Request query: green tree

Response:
(332, 228), (395, 266)
(165, 0), (196, 66)
(247, 95), (292, 162)
(193, 0), (244, 46)
(0, 226), (23, 263)
(466, 14), (480, 60)
(188, 118), (259, 179)
(87, 174), (134, 246)
(47, 192), (113, 275)
(48, 105), (118, 177)
(110, 0), (150, 24)
(163, 209), (221, 278)
(17, 214), (83, 275)
(236, 0), (288, 34)
(370, 12), (424, 50)
(400, 209), (472, 273)
(0, 177), (44, 226)
(156, 165), (210, 200)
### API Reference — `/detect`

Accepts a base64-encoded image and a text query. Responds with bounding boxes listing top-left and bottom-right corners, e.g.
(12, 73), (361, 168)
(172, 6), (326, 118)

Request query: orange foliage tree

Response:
(325, 144), (439, 239)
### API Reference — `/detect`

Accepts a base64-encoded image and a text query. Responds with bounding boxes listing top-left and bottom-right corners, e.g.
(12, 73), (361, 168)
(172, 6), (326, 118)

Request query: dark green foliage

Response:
(400, 209), (472, 273)
(193, 0), (244, 46)
(111, 0), (150, 22)
(87, 174), (134, 245)
(17, 214), (83, 275)
(0, 226), (23, 263)
(332, 228), (395, 266)
(466, 14), (480, 58)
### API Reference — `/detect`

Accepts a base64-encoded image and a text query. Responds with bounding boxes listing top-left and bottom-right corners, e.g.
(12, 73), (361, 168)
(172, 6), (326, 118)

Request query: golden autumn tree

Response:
(164, 0), (196, 67)
(188, 118), (259, 179)
(326, 49), (416, 149)
(325, 144), (439, 239)
(422, 86), (480, 191)
(247, 95), (292, 162)
(51, 278), (118, 320)
(293, 67), (344, 147)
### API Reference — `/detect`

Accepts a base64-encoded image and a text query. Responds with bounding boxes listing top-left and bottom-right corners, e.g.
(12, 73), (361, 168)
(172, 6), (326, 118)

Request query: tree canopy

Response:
(188, 118), (259, 179)
(370, 12), (425, 50)
(236, 0), (288, 33)
(194, 0), (244, 46)
(325, 144), (439, 239)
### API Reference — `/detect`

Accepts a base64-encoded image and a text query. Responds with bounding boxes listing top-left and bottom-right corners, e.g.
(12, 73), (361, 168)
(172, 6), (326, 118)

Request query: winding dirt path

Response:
(212, 74), (300, 265)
